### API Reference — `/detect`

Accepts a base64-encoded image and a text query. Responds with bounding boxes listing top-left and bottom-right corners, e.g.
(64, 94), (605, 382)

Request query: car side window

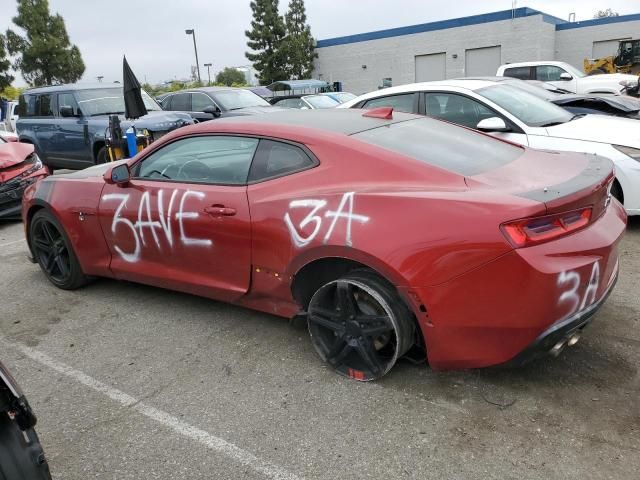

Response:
(134, 136), (259, 185)
(503, 66), (532, 80)
(192, 93), (215, 111)
(248, 139), (316, 182)
(38, 94), (54, 117)
(170, 93), (191, 111)
(535, 65), (567, 82)
(425, 93), (496, 129)
(362, 94), (415, 113)
(57, 93), (81, 116)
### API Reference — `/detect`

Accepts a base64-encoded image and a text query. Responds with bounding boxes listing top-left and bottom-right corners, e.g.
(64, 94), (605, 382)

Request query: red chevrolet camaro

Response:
(22, 109), (626, 380)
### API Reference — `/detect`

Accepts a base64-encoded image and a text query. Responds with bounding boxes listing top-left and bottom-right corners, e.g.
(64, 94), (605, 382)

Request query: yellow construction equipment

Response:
(584, 39), (640, 75)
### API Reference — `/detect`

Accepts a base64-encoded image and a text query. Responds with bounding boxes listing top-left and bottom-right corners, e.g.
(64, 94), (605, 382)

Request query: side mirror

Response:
(104, 163), (131, 185)
(59, 106), (76, 117)
(559, 72), (573, 81)
(300, 105), (310, 110)
(202, 106), (221, 118)
(476, 117), (511, 132)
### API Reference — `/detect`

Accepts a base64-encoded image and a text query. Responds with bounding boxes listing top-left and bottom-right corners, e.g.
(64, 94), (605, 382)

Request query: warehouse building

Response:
(313, 7), (640, 94)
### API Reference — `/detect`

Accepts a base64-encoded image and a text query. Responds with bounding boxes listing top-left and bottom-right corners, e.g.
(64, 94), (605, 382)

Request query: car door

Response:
(423, 92), (529, 145)
(30, 94), (58, 161)
(535, 65), (577, 93)
(190, 92), (217, 121)
(98, 135), (258, 302)
(50, 92), (90, 163)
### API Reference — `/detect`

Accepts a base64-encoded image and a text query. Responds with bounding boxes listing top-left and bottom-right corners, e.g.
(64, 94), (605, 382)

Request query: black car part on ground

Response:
(0, 362), (52, 480)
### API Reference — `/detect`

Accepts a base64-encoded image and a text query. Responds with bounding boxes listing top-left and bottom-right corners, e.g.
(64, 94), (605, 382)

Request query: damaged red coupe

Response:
(0, 138), (48, 220)
(22, 109), (625, 380)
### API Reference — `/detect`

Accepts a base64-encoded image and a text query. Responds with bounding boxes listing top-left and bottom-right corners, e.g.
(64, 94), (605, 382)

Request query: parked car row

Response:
(339, 78), (640, 216)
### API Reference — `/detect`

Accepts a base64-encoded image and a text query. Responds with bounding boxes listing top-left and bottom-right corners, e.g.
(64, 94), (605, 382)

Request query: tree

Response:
(215, 67), (247, 86)
(6, 0), (85, 86)
(594, 8), (619, 18)
(282, 0), (316, 80)
(0, 34), (14, 91)
(245, 0), (287, 85)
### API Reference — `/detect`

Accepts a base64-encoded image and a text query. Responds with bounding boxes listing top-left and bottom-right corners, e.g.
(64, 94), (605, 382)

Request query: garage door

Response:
(465, 46), (501, 77)
(592, 39), (629, 59)
(415, 53), (446, 82)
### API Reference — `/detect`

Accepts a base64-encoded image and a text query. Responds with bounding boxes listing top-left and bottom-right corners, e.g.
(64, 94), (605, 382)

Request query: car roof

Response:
(499, 61), (569, 68)
(347, 79), (495, 101)
(174, 86), (246, 94)
(23, 83), (123, 94)
(183, 108), (423, 136)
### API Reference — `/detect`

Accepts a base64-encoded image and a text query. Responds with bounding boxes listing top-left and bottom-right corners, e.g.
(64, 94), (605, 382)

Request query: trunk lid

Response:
(466, 148), (614, 218)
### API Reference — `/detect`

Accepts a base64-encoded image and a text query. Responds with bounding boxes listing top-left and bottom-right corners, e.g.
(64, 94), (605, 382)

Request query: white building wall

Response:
(313, 15), (556, 94)
(555, 20), (640, 69)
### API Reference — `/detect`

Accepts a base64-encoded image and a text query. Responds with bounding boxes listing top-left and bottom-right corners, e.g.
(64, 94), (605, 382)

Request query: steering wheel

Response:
(177, 160), (210, 181)
(146, 169), (171, 179)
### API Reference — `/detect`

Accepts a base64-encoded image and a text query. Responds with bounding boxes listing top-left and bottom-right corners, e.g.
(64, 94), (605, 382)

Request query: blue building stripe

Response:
(316, 7), (564, 48)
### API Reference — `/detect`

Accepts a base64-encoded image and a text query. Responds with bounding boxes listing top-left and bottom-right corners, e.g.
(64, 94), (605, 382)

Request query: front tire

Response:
(307, 270), (415, 381)
(29, 210), (88, 290)
(0, 413), (52, 480)
(96, 146), (108, 164)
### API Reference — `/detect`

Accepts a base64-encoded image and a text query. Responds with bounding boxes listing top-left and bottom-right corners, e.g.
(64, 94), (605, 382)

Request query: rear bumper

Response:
(407, 200), (626, 371)
(504, 264), (617, 367)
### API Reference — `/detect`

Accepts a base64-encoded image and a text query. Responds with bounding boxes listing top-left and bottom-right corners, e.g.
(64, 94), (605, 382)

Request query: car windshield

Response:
(506, 80), (560, 101)
(304, 95), (340, 109)
(210, 89), (270, 110)
(478, 84), (573, 127)
(332, 92), (357, 103)
(353, 117), (523, 176)
(562, 63), (586, 79)
(74, 88), (161, 116)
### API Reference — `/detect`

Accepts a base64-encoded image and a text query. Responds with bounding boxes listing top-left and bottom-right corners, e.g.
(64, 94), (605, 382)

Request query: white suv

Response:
(496, 61), (639, 95)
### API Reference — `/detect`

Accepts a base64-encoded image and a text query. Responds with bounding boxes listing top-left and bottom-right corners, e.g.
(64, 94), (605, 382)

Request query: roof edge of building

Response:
(315, 7), (565, 48)
(555, 12), (640, 31)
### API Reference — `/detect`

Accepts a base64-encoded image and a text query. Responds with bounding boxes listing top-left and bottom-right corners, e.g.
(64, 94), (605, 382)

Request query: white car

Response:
(496, 61), (639, 95)
(339, 79), (640, 215)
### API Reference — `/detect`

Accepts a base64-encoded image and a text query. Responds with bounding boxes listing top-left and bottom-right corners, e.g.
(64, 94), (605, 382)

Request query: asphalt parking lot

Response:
(1, 216), (638, 480)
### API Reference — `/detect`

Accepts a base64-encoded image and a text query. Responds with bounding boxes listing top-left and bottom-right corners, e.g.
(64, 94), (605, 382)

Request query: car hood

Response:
(93, 110), (193, 130)
(552, 94), (640, 113)
(53, 159), (127, 180)
(545, 114), (640, 148)
(0, 142), (34, 169)
(225, 106), (286, 116)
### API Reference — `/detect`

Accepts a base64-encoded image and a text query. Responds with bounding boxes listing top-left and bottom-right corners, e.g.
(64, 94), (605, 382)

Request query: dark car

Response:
(160, 87), (282, 122)
(1, 360), (52, 479)
(466, 77), (640, 120)
(16, 84), (193, 170)
(0, 139), (48, 220)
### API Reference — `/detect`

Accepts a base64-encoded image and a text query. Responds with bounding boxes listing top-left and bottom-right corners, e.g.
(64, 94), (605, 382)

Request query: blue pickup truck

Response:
(16, 84), (193, 170)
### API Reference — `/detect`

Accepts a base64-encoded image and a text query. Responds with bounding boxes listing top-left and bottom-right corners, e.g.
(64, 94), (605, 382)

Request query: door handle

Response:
(204, 205), (236, 216)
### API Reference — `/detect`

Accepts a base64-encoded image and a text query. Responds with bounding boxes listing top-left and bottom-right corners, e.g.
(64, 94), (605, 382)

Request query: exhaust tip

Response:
(567, 333), (581, 347)
(550, 340), (566, 357)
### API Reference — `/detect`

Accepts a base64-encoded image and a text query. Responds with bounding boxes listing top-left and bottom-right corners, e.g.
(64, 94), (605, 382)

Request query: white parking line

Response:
(0, 239), (25, 248)
(1, 338), (302, 480)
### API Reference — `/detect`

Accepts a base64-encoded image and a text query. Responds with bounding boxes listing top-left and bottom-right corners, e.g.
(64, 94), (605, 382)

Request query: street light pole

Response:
(204, 63), (212, 85)
(185, 29), (202, 84)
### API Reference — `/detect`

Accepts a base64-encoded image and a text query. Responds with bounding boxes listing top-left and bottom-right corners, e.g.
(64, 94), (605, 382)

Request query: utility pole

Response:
(185, 29), (202, 84)
(204, 63), (212, 85)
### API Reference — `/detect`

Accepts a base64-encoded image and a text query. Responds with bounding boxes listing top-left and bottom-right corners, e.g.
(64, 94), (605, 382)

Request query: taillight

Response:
(501, 207), (592, 248)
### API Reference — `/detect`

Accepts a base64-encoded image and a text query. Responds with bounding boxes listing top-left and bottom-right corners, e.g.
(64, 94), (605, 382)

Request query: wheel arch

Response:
(92, 140), (105, 162)
(288, 247), (409, 309)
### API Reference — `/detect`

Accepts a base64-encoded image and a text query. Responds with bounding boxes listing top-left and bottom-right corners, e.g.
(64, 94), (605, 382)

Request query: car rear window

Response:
(352, 118), (523, 176)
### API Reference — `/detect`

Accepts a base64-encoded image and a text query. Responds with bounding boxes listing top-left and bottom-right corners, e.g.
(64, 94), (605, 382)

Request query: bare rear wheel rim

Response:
(308, 279), (400, 381)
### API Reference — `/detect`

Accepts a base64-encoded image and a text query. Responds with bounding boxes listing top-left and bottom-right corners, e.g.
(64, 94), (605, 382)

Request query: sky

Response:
(1, 0), (638, 86)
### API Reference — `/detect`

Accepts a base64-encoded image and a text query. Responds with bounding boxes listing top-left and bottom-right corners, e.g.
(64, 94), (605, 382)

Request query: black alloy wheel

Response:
(29, 210), (88, 290)
(307, 271), (415, 381)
